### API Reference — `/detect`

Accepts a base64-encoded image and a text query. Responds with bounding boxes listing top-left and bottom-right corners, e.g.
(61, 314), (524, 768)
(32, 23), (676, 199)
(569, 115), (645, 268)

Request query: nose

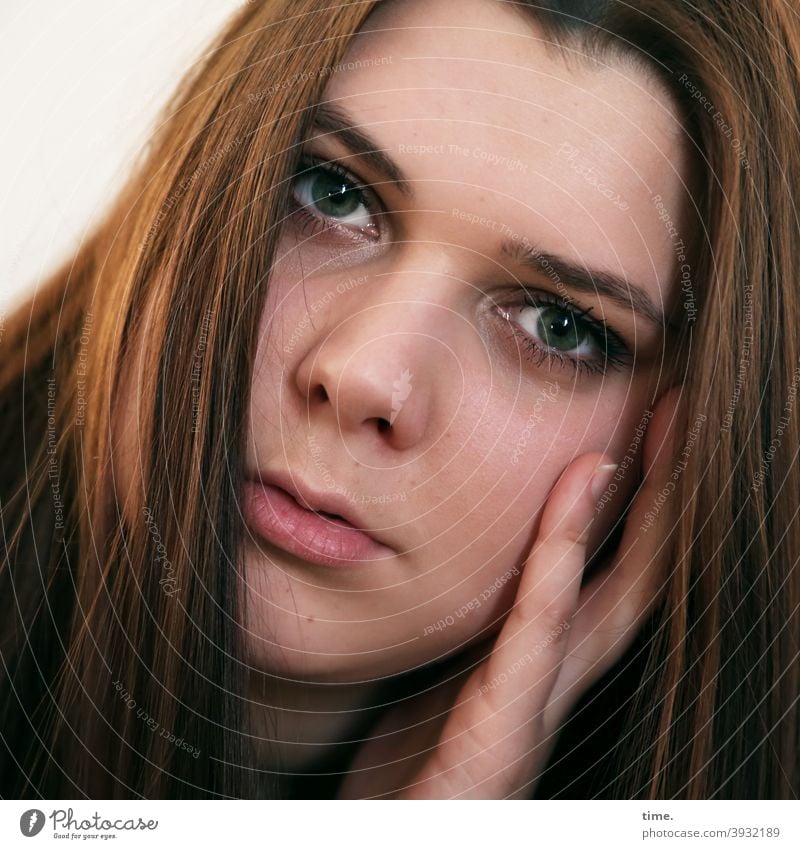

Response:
(293, 299), (451, 451)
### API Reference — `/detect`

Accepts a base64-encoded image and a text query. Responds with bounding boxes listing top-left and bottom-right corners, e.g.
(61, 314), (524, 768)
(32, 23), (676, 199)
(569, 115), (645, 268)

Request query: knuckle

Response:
(556, 520), (593, 548)
(536, 602), (571, 638)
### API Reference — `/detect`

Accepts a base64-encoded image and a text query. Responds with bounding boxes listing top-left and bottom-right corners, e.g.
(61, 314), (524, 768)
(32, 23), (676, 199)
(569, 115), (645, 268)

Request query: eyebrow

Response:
(310, 103), (672, 330)
(310, 103), (414, 197)
(500, 241), (671, 329)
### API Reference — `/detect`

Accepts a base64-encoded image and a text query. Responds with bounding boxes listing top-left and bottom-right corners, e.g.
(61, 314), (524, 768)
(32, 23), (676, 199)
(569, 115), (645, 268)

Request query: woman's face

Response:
(130, 0), (692, 684)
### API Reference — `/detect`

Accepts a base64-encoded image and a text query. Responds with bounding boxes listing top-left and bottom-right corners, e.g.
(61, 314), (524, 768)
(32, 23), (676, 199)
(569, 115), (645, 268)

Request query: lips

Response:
(241, 472), (395, 568)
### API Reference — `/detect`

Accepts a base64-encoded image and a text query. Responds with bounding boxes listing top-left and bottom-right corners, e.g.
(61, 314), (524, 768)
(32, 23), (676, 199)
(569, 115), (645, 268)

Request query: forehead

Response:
(317, 0), (691, 309)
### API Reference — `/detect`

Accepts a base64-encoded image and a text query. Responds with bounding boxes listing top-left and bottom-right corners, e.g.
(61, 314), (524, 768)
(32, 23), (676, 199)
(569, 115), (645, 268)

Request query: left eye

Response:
(518, 301), (596, 355)
(292, 160), (377, 234)
(498, 291), (630, 377)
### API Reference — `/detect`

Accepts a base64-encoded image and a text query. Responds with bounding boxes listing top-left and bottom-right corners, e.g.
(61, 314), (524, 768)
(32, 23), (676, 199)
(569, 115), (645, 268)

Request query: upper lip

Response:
(248, 468), (394, 550)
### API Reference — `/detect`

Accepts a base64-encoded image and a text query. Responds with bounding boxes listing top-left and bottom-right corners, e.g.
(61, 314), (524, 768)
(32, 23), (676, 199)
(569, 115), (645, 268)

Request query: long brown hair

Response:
(1, 0), (798, 798)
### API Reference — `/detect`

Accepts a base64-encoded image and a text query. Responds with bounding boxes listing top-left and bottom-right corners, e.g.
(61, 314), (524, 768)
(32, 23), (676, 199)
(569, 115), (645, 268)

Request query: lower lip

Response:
(241, 480), (395, 568)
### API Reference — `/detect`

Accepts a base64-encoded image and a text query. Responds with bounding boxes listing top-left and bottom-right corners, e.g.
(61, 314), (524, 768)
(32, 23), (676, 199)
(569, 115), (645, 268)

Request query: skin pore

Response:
(114, 0), (691, 791)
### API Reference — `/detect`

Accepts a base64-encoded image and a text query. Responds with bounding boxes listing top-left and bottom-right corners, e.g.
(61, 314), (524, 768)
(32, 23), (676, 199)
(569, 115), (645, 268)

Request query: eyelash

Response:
(289, 155), (382, 241)
(288, 155), (631, 377)
(499, 291), (631, 377)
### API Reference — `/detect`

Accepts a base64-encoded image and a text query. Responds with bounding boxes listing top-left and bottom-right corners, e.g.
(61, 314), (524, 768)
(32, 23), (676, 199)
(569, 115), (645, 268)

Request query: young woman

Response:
(1, 0), (798, 799)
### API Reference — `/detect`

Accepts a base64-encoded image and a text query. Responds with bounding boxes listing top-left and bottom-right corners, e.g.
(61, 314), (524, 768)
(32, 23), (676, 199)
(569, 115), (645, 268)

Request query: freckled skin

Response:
(238, 0), (689, 684)
(116, 0), (689, 690)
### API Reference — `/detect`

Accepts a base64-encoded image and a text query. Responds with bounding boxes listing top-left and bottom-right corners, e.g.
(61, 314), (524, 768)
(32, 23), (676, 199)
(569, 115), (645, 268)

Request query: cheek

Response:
(254, 231), (375, 361)
(425, 381), (650, 569)
(252, 263), (304, 377)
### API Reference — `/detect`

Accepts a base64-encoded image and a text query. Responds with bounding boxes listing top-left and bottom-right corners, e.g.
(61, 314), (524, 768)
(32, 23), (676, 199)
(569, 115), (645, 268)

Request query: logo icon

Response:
(19, 809), (45, 837)
(390, 369), (413, 425)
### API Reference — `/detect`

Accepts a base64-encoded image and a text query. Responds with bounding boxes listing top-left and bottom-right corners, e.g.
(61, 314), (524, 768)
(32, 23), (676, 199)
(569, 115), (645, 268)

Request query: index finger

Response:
(402, 451), (617, 798)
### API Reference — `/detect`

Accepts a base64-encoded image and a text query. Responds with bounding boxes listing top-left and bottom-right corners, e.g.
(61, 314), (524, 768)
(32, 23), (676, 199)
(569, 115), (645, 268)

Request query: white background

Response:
(0, 1), (243, 311)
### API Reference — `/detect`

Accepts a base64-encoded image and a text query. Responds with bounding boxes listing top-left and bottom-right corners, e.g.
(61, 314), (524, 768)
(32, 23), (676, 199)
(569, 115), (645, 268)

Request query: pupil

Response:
(312, 172), (360, 217)
(549, 313), (572, 336)
(539, 307), (584, 351)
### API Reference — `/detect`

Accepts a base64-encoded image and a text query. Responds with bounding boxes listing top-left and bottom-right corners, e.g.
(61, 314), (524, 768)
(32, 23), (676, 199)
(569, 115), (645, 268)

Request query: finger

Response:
(481, 450), (619, 709)
(547, 387), (682, 725)
(401, 452), (619, 798)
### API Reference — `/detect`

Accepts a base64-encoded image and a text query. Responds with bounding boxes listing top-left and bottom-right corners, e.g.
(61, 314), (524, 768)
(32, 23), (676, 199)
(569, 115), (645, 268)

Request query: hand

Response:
(338, 388), (680, 799)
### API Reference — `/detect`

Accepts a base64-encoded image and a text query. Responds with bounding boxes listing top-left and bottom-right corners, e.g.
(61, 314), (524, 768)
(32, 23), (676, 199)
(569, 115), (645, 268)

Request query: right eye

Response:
(291, 157), (381, 240)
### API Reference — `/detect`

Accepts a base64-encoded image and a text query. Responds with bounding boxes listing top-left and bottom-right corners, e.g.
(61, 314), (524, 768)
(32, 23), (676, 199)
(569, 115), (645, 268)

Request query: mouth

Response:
(241, 472), (396, 569)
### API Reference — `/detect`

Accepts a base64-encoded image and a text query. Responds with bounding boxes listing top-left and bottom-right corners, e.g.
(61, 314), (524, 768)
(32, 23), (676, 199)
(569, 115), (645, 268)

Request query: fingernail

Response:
(590, 463), (618, 503)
